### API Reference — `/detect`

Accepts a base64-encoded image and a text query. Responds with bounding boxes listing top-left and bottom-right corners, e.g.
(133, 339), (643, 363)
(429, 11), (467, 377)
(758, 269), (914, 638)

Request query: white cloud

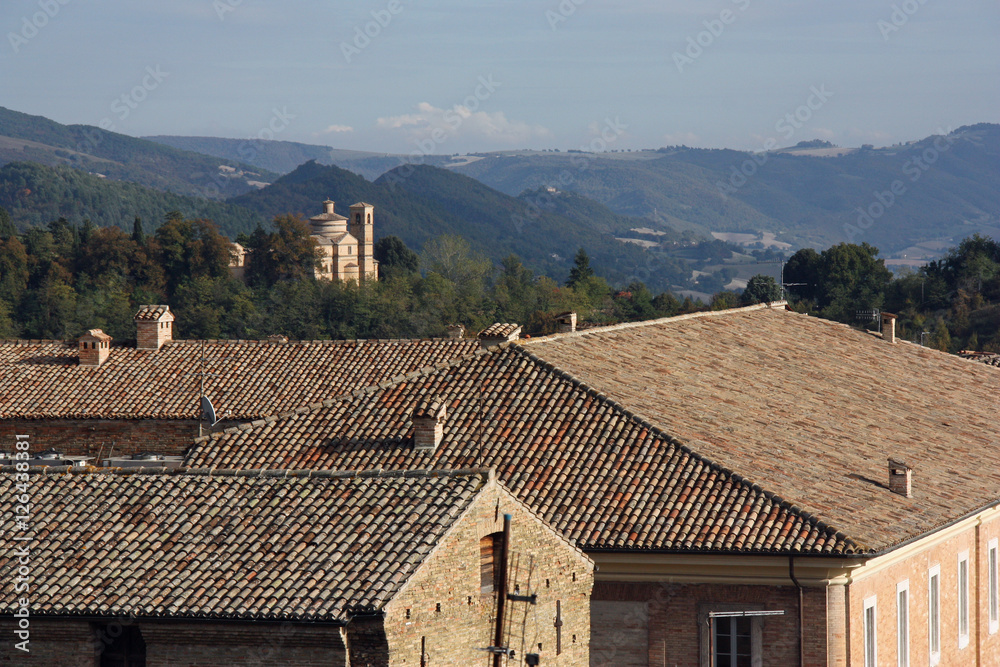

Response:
(662, 131), (700, 146)
(318, 124), (354, 134)
(376, 102), (551, 150)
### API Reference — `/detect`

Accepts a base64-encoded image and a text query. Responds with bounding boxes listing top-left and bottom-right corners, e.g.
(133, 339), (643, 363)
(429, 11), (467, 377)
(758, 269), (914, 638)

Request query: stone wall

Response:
(379, 484), (594, 666)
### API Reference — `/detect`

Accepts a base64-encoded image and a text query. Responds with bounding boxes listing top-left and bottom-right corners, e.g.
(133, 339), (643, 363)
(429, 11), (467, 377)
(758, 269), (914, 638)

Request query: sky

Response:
(2, 0), (997, 155)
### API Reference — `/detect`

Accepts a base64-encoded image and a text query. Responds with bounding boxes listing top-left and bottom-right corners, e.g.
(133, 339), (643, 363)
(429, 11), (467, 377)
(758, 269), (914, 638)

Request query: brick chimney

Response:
(555, 312), (577, 333)
(79, 329), (112, 367)
(478, 323), (521, 349)
(881, 312), (896, 344)
(446, 324), (466, 339)
(888, 458), (912, 497)
(134, 305), (174, 350)
(412, 398), (447, 451)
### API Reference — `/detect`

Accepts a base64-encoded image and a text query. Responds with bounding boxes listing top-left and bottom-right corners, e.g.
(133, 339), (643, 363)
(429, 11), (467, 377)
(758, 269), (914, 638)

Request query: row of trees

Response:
(782, 236), (1000, 353)
(1, 203), (995, 354)
(0, 211), (706, 342)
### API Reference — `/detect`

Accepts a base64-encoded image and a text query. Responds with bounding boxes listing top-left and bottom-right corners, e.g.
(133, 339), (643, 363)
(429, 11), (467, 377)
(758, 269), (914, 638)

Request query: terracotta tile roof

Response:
(133, 305), (173, 322)
(479, 323), (520, 338)
(520, 303), (1000, 552)
(186, 345), (857, 555)
(0, 467), (489, 621)
(81, 329), (112, 342)
(0, 338), (479, 420)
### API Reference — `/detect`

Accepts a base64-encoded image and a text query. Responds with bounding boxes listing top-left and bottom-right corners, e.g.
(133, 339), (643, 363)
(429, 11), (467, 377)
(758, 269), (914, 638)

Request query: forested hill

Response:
(0, 162), (262, 237)
(453, 124), (1000, 254)
(0, 106), (277, 199)
(230, 161), (680, 289)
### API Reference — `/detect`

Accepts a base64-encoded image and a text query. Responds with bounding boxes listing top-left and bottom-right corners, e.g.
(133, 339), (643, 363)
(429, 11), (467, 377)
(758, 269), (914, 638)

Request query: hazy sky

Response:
(2, 0), (997, 154)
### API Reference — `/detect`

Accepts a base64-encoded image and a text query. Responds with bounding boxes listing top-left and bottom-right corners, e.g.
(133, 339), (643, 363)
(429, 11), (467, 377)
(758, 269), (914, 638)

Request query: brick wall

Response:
(0, 619), (347, 666)
(0, 419), (241, 458)
(591, 581), (804, 666)
(847, 510), (1000, 666)
(379, 484), (594, 667)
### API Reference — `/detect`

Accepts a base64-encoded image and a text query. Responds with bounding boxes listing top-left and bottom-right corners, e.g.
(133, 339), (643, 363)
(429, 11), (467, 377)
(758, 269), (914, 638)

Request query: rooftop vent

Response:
(478, 323), (521, 349)
(555, 312), (577, 334)
(412, 398), (447, 451)
(134, 305), (174, 350)
(881, 312), (897, 344)
(888, 458), (912, 497)
(446, 324), (466, 340)
(102, 452), (184, 469)
(0, 450), (94, 467)
(79, 329), (112, 367)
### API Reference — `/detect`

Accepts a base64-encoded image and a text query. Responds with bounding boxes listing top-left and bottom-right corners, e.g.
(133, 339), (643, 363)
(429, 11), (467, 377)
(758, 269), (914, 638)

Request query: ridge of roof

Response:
(507, 343), (867, 554)
(522, 301), (790, 345)
(0, 336), (468, 347)
(193, 345), (500, 444)
(1, 465), (493, 481)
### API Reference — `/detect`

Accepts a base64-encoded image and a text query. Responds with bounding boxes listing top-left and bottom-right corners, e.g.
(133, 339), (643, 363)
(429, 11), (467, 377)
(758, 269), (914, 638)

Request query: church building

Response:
(308, 199), (379, 283)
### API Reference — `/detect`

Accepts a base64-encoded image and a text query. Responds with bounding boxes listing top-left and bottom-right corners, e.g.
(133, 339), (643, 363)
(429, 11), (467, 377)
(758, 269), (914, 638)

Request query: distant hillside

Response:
(0, 161), (262, 236)
(144, 135), (450, 181)
(453, 125), (1000, 257)
(0, 107), (278, 199)
(229, 161), (684, 289)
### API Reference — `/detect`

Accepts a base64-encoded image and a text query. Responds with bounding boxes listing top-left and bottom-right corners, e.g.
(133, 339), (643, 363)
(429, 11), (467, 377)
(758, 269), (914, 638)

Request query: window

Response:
(959, 550), (970, 649)
(929, 565), (940, 665)
(863, 596), (877, 667)
(713, 617), (752, 667)
(97, 624), (145, 667)
(480, 532), (504, 594)
(990, 538), (999, 635)
(896, 580), (909, 667)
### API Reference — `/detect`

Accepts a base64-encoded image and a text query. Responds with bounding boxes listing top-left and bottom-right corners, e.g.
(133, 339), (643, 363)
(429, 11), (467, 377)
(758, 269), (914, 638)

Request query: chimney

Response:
(881, 312), (896, 344)
(79, 329), (112, 367)
(134, 305), (175, 350)
(445, 324), (466, 340)
(555, 311), (577, 333)
(323, 199), (335, 215)
(478, 323), (521, 349)
(888, 458), (912, 497)
(266, 334), (289, 344)
(412, 398), (446, 451)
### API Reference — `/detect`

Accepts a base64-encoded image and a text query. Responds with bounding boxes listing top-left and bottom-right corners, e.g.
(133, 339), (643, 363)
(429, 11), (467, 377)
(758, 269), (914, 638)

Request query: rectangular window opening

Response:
(897, 580), (909, 667)
(929, 565), (940, 666)
(959, 551), (970, 649)
(864, 595), (877, 667)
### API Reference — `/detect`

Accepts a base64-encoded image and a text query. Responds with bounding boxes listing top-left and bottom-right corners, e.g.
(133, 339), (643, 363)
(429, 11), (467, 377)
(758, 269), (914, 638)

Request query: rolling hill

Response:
(229, 161), (688, 289)
(0, 161), (262, 237)
(0, 107), (278, 200)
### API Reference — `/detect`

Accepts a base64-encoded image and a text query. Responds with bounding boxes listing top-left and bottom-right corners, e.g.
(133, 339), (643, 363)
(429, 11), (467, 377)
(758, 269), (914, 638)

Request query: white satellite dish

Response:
(200, 396), (216, 424)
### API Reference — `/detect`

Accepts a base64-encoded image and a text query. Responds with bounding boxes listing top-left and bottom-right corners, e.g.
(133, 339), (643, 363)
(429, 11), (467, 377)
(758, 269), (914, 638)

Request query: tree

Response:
(373, 236), (419, 280)
(741, 274), (782, 305)
(567, 248), (594, 288)
(246, 214), (319, 286)
(783, 248), (821, 303)
(0, 206), (16, 239)
(132, 216), (147, 246)
(152, 217), (232, 293)
(817, 243), (892, 323)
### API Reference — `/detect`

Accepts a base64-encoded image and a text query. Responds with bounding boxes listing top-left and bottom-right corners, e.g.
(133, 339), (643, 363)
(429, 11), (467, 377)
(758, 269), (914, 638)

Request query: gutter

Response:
(789, 557), (805, 667)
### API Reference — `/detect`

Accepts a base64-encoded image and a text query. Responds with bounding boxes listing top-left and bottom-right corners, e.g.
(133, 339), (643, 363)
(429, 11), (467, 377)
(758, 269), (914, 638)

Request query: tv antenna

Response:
(182, 340), (231, 437)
